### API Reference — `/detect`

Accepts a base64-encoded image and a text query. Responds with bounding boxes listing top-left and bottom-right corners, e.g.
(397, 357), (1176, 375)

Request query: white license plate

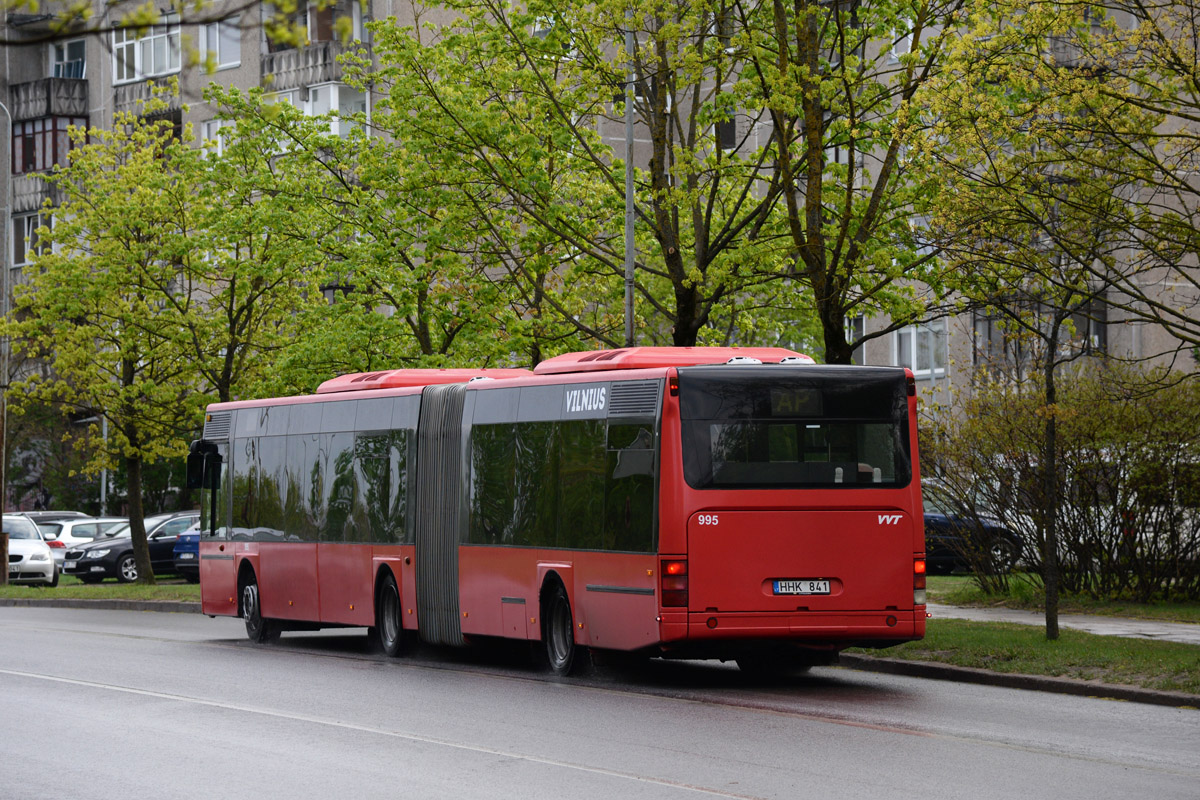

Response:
(178, 553), (195, 560)
(773, 579), (830, 595)
(64, 561), (77, 569)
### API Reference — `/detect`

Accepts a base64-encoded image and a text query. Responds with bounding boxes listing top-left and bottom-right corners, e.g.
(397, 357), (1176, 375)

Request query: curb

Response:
(0, 598), (201, 614)
(5, 598), (1197, 708)
(838, 653), (1200, 709)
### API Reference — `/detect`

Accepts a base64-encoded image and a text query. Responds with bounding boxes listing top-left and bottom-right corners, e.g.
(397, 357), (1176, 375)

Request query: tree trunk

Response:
(126, 454), (156, 585)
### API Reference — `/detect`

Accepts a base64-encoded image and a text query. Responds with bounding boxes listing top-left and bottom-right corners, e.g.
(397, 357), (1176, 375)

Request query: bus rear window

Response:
(678, 367), (911, 490)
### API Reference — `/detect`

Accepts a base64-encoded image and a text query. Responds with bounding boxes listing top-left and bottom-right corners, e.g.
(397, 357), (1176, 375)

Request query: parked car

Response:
(3, 515), (59, 587)
(16, 510), (92, 523)
(62, 511), (200, 583)
(923, 491), (1024, 575)
(37, 517), (128, 565)
(172, 522), (201, 583)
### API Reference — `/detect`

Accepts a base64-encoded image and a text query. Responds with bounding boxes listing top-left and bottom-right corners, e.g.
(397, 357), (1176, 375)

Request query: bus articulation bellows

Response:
(188, 346), (926, 674)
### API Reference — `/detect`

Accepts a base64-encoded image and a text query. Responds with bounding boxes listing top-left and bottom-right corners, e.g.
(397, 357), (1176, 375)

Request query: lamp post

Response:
(624, 17), (636, 348)
(1, 98), (12, 584)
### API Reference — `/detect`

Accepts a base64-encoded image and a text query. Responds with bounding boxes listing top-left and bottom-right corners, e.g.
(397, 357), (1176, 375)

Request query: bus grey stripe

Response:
(585, 585), (656, 596)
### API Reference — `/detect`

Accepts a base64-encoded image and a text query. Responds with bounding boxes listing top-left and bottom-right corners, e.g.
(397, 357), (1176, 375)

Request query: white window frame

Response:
(112, 14), (181, 84)
(200, 119), (233, 156)
(201, 15), (241, 70)
(891, 19), (913, 63)
(894, 319), (946, 378)
(51, 38), (87, 79)
(13, 212), (50, 267)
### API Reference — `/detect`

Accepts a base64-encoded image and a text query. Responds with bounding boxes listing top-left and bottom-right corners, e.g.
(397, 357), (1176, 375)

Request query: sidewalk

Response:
(926, 602), (1200, 645)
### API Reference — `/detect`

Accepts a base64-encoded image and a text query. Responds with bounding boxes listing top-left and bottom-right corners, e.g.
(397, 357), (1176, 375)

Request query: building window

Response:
(13, 213), (50, 267)
(12, 117), (87, 175)
(51, 38), (86, 78)
(200, 119), (233, 156)
(201, 16), (241, 69)
(1069, 298), (1107, 355)
(895, 319), (946, 377)
(113, 14), (181, 84)
(891, 19), (913, 62)
(846, 314), (865, 365)
(717, 117), (738, 151)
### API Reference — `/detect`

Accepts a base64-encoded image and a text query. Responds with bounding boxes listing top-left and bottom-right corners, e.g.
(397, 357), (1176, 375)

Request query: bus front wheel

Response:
(542, 582), (576, 676)
(242, 575), (280, 644)
(376, 573), (404, 657)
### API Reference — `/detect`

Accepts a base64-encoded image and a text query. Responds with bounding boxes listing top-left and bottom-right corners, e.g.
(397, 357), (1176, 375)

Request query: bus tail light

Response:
(661, 559), (688, 607)
(914, 558), (927, 605)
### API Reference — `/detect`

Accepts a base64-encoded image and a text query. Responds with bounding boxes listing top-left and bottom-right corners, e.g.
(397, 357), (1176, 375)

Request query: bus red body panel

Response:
(259, 544), (319, 621)
(686, 509), (915, 613)
(317, 543), (376, 626)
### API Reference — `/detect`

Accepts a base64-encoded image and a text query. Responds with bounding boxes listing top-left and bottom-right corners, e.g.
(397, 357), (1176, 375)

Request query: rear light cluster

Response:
(47, 540), (65, 549)
(914, 558), (927, 605)
(661, 559), (687, 607)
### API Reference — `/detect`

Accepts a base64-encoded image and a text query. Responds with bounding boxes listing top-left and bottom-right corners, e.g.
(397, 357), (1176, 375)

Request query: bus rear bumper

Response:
(661, 609), (923, 649)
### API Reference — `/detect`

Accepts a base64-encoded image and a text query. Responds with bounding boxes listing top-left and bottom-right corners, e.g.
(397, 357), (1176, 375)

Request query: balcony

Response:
(262, 41), (353, 93)
(114, 77), (185, 116)
(8, 78), (88, 121)
(12, 174), (60, 215)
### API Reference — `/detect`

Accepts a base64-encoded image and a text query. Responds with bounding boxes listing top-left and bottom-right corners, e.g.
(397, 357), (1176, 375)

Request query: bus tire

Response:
(542, 581), (577, 676)
(242, 573), (280, 644)
(376, 572), (404, 657)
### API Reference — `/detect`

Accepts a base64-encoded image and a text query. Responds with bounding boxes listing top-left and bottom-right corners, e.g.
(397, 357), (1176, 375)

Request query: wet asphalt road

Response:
(1, 606), (1197, 800)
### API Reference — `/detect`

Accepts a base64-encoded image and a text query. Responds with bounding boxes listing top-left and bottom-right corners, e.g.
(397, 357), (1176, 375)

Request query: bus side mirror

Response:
(186, 441), (221, 490)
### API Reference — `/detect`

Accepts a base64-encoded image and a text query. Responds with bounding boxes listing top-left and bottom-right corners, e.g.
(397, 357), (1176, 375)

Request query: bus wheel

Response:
(542, 582), (576, 676)
(242, 575), (280, 644)
(376, 573), (404, 657)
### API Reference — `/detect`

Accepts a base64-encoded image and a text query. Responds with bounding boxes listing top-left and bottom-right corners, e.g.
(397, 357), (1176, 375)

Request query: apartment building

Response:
(2, 1), (1195, 395)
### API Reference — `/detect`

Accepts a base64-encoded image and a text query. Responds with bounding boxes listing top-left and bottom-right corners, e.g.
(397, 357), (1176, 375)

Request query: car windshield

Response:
(2, 518), (41, 539)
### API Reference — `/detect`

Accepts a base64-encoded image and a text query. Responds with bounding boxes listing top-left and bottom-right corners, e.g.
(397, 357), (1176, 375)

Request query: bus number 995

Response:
(697, 514), (720, 526)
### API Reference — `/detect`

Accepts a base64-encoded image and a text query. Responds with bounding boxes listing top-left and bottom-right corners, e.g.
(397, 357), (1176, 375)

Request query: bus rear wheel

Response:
(376, 573), (404, 657)
(542, 582), (576, 676)
(242, 575), (280, 644)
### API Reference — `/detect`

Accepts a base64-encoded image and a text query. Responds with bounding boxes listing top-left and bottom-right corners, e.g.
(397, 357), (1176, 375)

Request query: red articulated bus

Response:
(187, 347), (926, 674)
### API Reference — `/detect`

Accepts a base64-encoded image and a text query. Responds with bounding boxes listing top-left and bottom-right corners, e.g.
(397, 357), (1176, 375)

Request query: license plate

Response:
(64, 561), (77, 570)
(178, 553), (195, 560)
(773, 579), (830, 595)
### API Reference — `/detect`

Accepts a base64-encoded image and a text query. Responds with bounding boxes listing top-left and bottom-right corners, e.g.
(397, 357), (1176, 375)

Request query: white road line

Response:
(0, 667), (762, 800)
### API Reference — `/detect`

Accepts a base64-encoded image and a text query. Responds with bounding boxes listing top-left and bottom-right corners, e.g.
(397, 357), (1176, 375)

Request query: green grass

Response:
(860, 617), (1200, 696)
(926, 575), (1200, 624)
(0, 574), (201, 601)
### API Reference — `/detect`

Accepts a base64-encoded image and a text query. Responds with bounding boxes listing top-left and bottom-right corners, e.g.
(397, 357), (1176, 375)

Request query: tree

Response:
(737, 0), (973, 363)
(921, 0), (1171, 637)
(357, 0), (813, 353)
(7, 93), (207, 582)
(0, 0), (336, 52)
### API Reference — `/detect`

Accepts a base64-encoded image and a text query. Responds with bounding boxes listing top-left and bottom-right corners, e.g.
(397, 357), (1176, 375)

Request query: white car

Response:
(37, 517), (128, 565)
(4, 516), (59, 587)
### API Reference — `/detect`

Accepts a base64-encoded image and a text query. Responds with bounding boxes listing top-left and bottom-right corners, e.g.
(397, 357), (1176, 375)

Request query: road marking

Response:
(0, 667), (762, 799)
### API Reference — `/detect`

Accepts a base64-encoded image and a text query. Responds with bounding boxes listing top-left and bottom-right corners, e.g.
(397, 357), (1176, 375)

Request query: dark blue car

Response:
(173, 523), (201, 583)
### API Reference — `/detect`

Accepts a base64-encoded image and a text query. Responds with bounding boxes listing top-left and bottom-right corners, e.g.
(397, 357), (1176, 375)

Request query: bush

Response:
(924, 364), (1200, 601)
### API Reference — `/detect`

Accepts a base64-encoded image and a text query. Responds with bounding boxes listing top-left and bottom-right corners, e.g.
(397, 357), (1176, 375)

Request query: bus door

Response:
(189, 437), (237, 617)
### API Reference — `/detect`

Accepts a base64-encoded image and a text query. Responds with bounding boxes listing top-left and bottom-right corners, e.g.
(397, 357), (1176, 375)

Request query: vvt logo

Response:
(878, 514), (903, 525)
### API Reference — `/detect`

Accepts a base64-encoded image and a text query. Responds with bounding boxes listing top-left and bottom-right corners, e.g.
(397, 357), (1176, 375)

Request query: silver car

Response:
(4, 515), (59, 587)
(38, 517), (128, 565)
